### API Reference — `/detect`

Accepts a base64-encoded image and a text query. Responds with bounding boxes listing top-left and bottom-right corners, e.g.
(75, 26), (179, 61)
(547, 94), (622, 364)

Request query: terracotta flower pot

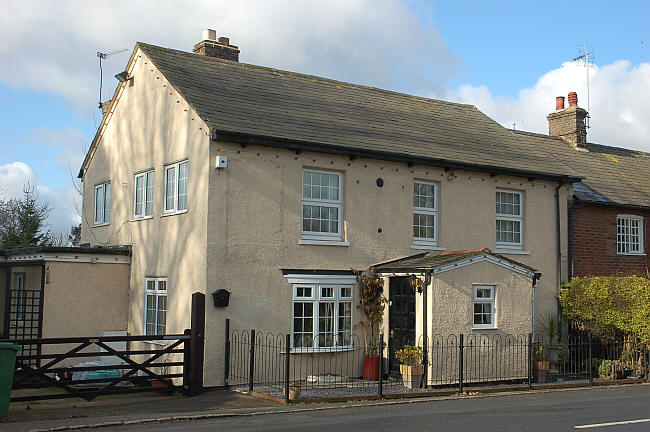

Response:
(151, 378), (174, 395)
(363, 355), (380, 380)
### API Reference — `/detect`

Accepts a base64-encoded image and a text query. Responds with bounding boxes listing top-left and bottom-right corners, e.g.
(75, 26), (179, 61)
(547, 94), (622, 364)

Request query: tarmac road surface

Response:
(104, 384), (650, 431)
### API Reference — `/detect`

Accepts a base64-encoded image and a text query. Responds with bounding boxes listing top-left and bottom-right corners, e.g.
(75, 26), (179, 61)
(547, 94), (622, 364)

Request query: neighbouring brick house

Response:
(515, 93), (650, 279)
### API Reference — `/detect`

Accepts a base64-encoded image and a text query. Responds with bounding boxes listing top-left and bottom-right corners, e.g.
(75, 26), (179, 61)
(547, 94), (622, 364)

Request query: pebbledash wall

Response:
(570, 203), (650, 277)
(204, 139), (570, 387)
(82, 45), (572, 388)
(80, 46), (211, 353)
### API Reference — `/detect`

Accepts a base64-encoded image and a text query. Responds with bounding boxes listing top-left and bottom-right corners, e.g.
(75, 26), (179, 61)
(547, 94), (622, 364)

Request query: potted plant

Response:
(532, 345), (549, 383)
(354, 269), (387, 380)
(151, 356), (174, 395)
(395, 345), (424, 389)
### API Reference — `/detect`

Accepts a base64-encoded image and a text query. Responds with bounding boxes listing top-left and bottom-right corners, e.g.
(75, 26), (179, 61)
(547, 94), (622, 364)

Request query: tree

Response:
(0, 185), (53, 248)
(69, 224), (81, 245)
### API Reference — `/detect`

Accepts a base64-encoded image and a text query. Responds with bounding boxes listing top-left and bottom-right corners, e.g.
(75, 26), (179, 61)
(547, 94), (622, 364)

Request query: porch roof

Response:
(372, 248), (538, 277)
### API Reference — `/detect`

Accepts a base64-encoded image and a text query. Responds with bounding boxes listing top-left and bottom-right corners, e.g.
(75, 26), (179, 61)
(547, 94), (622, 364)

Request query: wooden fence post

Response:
(189, 292), (205, 396)
(183, 328), (191, 395)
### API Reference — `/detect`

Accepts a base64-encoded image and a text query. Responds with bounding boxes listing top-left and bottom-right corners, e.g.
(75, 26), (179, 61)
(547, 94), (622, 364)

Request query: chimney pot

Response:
(555, 96), (565, 111)
(218, 36), (230, 45)
(202, 29), (217, 41)
(568, 91), (578, 107)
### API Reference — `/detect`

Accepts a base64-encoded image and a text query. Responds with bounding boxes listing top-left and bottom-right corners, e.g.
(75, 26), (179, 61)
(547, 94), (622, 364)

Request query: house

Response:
(514, 93), (650, 279)
(0, 246), (131, 364)
(77, 30), (582, 387)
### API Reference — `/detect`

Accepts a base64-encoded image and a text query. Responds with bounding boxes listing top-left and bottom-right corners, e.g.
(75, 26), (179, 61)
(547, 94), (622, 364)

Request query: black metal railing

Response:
(225, 320), (649, 403)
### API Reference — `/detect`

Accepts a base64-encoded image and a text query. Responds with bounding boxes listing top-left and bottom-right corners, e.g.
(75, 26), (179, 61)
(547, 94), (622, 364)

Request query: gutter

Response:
(211, 129), (583, 183)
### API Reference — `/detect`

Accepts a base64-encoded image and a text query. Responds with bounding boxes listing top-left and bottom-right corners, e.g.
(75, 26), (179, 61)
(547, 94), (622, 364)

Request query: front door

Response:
(388, 277), (416, 373)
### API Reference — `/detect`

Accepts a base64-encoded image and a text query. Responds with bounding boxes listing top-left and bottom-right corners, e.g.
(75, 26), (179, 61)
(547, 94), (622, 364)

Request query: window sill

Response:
(161, 209), (188, 217)
(617, 252), (646, 256)
(144, 339), (167, 346)
(299, 239), (350, 247)
(472, 327), (498, 331)
(410, 243), (446, 251)
(92, 222), (110, 227)
(494, 249), (530, 255)
(132, 216), (154, 221)
(287, 346), (356, 354)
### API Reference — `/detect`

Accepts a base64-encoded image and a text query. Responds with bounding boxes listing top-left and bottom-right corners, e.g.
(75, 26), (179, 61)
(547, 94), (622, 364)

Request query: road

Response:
(106, 385), (650, 431)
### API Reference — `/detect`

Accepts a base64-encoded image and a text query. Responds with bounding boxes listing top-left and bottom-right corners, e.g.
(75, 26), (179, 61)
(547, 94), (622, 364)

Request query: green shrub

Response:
(599, 360), (612, 379)
(560, 276), (650, 344)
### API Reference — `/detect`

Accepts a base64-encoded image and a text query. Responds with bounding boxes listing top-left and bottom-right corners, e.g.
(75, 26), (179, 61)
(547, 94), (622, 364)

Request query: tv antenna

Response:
(573, 45), (594, 128)
(97, 48), (128, 110)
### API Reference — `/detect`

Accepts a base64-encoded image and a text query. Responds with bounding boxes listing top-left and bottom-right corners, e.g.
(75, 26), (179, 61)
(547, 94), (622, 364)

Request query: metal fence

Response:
(225, 320), (649, 403)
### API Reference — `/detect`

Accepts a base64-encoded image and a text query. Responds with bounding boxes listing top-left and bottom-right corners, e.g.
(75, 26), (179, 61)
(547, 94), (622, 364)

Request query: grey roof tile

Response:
(138, 43), (578, 179)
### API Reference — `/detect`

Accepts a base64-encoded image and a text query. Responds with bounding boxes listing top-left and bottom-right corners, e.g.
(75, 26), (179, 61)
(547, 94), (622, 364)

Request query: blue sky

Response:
(0, 0), (648, 234)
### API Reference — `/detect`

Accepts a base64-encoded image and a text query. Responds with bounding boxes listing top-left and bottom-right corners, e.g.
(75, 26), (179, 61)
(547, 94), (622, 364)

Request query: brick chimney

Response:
(546, 91), (588, 149)
(193, 29), (240, 62)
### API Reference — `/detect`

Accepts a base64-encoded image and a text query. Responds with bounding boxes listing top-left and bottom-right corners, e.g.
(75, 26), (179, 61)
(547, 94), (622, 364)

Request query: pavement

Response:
(2, 382), (648, 432)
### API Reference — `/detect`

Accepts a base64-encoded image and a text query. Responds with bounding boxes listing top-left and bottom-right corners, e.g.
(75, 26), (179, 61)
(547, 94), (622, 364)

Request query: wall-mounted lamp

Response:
(114, 71), (132, 83)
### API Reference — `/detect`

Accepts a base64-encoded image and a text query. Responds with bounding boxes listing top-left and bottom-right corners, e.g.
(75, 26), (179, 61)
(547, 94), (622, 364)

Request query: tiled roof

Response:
(372, 248), (537, 274)
(513, 131), (650, 209)
(136, 43), (579, 180)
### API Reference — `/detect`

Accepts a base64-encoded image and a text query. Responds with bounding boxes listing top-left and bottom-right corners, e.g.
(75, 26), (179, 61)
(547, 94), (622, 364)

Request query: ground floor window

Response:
(145, 278), (167, 336)
(473, 285), (495, 328)
(285, 273), (355, 351)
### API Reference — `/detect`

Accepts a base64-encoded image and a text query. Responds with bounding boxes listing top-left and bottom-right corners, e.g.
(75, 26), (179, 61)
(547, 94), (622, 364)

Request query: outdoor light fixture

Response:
(114, 71), (130, 82)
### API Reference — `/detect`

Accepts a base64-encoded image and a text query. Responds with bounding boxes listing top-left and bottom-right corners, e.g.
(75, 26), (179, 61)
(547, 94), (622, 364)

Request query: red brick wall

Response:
(570, 203), (650, 277)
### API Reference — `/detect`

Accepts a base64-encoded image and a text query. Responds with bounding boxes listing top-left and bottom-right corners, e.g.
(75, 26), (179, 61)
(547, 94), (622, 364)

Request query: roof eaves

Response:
(212, 128), (583, 182)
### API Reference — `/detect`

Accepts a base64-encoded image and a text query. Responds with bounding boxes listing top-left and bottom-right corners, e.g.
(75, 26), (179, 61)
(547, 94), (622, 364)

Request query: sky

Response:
(0, 0), (648, 235)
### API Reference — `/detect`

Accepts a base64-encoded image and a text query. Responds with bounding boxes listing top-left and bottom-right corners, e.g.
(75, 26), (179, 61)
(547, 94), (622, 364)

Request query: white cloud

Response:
(0, 162), (79, 235)
(444, 61), (650, 152)
(0, 162), (36, 200)
(0, 0), (458, 113)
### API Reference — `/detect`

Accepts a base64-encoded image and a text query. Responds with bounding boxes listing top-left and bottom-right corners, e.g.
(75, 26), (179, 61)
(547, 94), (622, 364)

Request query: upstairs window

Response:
(301, 170), (342, 242)
(134, 170), (155, 219)
(164, 160), (188, 214)
(473, 285), (495, 329)
(413, 181), (438, 247)
(94, 182), (111, 225)
(496, 190), (523, 249)
(617, 215), (644, 254)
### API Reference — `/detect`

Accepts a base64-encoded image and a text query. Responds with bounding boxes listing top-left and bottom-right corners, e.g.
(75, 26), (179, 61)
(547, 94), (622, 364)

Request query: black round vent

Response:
(376, 178), (384, 187)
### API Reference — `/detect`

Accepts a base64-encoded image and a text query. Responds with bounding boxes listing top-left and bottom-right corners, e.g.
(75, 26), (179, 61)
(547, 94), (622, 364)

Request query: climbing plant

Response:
(353, 268), (388, 354)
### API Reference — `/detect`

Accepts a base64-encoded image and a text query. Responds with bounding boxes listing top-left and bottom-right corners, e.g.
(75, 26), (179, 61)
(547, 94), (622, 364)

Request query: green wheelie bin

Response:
(0, 343), (20, 418)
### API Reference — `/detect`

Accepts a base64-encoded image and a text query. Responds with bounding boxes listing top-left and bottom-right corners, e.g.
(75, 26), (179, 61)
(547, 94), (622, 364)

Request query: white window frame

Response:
(144, 277), (167, 337)
(164, 160), (188, 215)
(412, 181), (438, 248)
(134, 170), (155, 219)
(286, 274), (355, 352)
(93, 182), (111, 226)
(617, 214), (645, 255)
(496, 189), (523, 250)
(301, 170), (343, 243)
(473, 285), (495, 329)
